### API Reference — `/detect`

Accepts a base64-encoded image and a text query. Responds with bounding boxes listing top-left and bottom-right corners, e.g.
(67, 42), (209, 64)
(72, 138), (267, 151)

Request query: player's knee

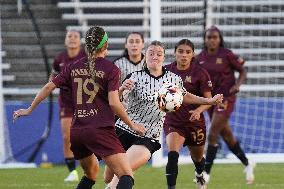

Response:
(208, 132), (218, 145)
(85, 170), (98, 181)
(84, 164), (99, 181)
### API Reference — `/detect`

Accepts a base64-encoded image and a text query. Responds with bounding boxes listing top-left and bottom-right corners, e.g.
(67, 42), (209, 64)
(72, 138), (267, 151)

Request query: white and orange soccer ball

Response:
(156, 83), (183, 112)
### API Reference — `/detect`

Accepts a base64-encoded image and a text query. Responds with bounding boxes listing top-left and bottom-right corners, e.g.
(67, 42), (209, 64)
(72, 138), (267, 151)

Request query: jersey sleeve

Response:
(107, 66), (121, 92)
(227, 50), (245, 72)
(52, 55), (61, 75)
(52, 63), (71, 88)
(199, 68), (213, 94)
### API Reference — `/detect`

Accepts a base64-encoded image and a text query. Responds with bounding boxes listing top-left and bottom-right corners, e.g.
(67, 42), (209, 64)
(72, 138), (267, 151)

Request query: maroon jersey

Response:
(164, 62), (212, 125)
(196, 47), (245, 97)
(52, 57), (121, 129)
(52, 49), (87, 109)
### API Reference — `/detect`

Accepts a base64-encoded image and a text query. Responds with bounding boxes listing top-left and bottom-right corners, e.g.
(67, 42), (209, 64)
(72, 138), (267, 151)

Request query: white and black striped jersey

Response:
(116, 67), (185, 141)
(113, 54), (145, 84)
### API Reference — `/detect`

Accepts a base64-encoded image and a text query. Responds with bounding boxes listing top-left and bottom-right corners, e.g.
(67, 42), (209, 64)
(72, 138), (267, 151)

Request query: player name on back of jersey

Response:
(76, 108), (98, 118)
(71, 68), (105, 79)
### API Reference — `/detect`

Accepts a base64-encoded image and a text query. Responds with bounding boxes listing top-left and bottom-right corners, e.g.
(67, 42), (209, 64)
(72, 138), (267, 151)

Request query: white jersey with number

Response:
(116, 67), (185, 140)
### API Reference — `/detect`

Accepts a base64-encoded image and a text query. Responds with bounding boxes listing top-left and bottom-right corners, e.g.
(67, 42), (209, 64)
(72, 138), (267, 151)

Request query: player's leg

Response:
(165, 132), (185, 189)
(187, 125), (207, 189)
(220, 122), (248, 165)
(61, 117), (78, 182)
(108, 145), (151, 189)
(220, 124), (255, 184)
(188, 145), (206, 189)
(204, 112), (225, 175)
(103, 153), (134, 189)
(104, 165), (115, 186)
(76, 154), (99, 189)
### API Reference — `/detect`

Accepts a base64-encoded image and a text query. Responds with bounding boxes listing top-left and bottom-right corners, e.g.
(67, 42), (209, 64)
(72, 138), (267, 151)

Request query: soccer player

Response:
(114, 32), (145, 83)
(164, 39), (212, 189)
(50, 30), (86, 182)
(113, 32), (145, 109)
(196, 26), (255, 185)
(13, 26), (146, 189)
(104, 40), (223, 189)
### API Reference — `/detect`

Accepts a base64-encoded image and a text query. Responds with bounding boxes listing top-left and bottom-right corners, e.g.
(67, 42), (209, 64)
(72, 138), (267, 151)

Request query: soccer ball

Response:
(156, 83), (183, 112)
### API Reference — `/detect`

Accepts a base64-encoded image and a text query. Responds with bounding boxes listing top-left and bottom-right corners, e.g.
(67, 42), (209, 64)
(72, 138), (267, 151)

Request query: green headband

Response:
(96, 32), (108, 50)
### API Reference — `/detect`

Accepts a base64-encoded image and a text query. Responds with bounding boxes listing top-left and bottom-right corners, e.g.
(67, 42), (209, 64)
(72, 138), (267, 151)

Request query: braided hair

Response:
(85, 26), (108, 81)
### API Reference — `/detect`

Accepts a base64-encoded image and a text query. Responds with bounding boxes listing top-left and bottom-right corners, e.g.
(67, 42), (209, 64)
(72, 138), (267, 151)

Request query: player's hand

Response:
(13, 108), (32, 122)
(189, 109), (201, 121)
(229, 84), (240, 94)
(120, 79), (134, 91)
(209, 94), (223, 105)
(131, 123), (146, 136)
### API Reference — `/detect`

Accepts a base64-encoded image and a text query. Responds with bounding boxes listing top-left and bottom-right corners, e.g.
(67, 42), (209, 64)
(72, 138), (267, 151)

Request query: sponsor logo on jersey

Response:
(184, 76), (192, 83)
(216, 58), (223, 64)
(59, 63), (65, 67)
(199, 61), (205, 64)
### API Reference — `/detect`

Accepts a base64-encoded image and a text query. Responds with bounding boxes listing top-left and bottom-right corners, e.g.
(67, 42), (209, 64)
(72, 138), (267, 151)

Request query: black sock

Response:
(193, 157), (205, 175)
(65, 157), (76, 172)
(228, 142), (249, 166)
(117, 175), (134, 189)
(205, 145), (218, 174)
(76, 176), (95, 189)
(166, 151), (179, 189)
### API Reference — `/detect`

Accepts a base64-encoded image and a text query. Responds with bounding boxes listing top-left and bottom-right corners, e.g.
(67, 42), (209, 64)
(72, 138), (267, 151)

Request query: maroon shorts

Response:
(208, 96), (236, 119)
(164, 123), (206, 146)
(59, 107), (74, 118)
(70, 126), (125, 160)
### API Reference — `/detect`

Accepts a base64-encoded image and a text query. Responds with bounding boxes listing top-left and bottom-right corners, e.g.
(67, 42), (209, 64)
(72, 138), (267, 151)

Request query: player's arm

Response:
(49, 56), (60, 82)
(189, 91), (212, 121)
(183, 92), (223, 106)
(108, 90), (146, 136)
(228, 52), (247, 94)
(118, 73), (134, 99)
(49, 72), (57, 82)
(118, 79), (134, 99)
(231, 66), (246, 94)
(13, 82), (56, 121)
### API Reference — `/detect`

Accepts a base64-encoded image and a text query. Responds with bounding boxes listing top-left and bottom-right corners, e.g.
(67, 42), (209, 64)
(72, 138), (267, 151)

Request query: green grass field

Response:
(0, 163), (283, 189)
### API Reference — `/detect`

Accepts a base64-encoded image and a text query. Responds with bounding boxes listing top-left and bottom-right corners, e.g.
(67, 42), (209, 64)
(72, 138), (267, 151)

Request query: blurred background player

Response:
(196, 26), (255, 186)
(164, 39), (212, 189)
(13, 26), (146, 189)
(113, 32), (145, 110)
(104, 40), (223, 189)
(113, 32), (145, 83)
(50, 30), (86, 182)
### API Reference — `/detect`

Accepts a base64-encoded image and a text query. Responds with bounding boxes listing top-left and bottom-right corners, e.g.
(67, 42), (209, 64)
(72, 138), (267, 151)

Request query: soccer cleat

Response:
(195, 172), (207, 189)
(193, 172), (210, 185)
(244, 161), (256, 184)
(64, 170), (79, 182)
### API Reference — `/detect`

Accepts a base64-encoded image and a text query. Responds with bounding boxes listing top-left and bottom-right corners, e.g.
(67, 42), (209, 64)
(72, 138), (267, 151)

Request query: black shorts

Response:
(116, 127), (161, 155)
